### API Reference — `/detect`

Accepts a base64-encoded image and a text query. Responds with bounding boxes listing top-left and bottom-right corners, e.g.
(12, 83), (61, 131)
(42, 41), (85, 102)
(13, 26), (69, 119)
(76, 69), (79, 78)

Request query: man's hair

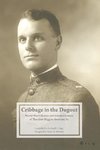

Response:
(20, 9), (61, 36)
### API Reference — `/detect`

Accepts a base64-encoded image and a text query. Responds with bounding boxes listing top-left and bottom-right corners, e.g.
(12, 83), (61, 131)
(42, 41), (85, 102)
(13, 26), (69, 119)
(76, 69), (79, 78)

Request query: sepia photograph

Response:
(0, 0), (100, 150)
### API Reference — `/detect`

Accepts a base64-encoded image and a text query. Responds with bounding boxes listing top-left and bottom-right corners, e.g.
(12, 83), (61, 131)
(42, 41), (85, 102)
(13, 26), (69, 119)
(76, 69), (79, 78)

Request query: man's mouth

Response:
(24, 54), (39, 58)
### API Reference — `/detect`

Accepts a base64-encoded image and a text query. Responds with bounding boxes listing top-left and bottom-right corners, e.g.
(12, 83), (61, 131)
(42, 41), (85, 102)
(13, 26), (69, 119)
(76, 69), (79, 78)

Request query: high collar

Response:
(30, 67), (63, 84)
(31, 64), (58, 77)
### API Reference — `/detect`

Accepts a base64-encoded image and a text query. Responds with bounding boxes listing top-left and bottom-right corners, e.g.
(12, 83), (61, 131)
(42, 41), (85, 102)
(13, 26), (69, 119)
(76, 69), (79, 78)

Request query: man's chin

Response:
(23, 61), (38, 69)
(24, 65), (38, 71)
(23, 63), (43, 74)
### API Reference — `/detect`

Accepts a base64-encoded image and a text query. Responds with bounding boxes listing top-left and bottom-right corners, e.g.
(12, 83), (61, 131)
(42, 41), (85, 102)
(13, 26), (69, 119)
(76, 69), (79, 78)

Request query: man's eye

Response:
(33, 36), (44, 42)
(19, 37), (26, 43)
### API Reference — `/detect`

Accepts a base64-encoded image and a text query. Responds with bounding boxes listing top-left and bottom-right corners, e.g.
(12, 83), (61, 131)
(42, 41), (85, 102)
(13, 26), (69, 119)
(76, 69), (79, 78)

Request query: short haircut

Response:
(20, 9), (61, 36)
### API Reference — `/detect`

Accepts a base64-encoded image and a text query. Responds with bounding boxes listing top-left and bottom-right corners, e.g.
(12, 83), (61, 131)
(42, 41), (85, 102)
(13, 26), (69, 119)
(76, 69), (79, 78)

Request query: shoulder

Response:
(18, 91), (28, 102)
(59, 75), (100, 133)
(58, 75), (83, 91)
(58, 74), (97, 103)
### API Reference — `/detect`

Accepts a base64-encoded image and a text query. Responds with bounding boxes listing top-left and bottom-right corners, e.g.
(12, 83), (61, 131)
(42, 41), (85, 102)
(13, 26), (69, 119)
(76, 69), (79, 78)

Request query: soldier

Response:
(13, 9), (100, 150)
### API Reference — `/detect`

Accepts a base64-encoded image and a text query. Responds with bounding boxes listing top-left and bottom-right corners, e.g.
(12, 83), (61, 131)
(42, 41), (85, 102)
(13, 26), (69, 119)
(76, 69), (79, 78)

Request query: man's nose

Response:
(25, 39), (35, 51)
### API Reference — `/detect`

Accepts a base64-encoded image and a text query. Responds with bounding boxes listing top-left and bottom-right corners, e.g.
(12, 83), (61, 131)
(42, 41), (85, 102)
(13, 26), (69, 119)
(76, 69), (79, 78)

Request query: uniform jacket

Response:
(12, 67), (100, 150)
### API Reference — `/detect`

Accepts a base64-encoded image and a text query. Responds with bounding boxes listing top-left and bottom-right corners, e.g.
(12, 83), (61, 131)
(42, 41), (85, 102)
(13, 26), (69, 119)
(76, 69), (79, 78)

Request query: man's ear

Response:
(56, 35), (62, 50)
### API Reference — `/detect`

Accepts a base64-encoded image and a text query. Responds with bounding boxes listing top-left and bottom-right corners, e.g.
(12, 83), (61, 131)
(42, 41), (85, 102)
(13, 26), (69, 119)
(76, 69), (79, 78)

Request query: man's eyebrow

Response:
(18, 33), (44, 37)
(31, 33), (56, 37)
(18, 35), (25, 39)
(31, 33), (44, 36)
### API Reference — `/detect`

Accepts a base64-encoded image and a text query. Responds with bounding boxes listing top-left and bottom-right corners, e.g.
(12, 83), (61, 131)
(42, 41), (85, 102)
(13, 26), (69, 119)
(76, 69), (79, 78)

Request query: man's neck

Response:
(31, 64), (58, 78)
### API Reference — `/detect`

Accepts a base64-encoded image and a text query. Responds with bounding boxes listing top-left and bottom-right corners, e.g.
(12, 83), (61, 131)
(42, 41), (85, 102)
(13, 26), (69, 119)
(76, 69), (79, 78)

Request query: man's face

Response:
(18, 18), (61, 74)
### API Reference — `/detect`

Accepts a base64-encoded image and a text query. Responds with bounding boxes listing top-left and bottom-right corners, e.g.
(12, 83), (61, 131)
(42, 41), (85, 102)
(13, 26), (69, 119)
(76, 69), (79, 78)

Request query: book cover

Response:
(0, 0), (100, 150)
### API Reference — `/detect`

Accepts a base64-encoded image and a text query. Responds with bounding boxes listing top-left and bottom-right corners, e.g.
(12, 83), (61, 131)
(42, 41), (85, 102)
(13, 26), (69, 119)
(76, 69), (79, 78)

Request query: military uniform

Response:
(12, 67), (100, 150)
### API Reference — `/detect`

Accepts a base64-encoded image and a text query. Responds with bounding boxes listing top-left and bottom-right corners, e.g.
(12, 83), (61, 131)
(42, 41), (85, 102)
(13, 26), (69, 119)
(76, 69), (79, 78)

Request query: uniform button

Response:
(28, 88), (36, 96)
